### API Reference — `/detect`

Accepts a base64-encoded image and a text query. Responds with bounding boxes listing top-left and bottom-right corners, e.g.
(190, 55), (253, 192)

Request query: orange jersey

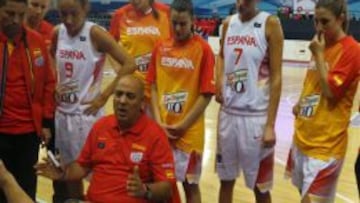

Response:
(294, 36), (360, 160)
(109, 2), (171, 100)
(147, 35), (215, 153)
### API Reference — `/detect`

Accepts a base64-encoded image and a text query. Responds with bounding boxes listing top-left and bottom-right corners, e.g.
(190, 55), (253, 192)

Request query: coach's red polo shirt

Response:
(77, 114), (176, 203)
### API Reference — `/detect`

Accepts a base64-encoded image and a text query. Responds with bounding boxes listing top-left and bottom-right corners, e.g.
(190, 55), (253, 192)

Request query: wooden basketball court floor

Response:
(36, 40), (360, 203)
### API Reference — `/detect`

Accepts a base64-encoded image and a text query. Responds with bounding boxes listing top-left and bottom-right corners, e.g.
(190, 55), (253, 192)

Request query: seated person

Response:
(35, 75), (179, 203)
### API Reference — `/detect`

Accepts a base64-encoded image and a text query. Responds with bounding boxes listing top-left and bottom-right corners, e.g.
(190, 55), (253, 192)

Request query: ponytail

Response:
(150, 0), (159, 20)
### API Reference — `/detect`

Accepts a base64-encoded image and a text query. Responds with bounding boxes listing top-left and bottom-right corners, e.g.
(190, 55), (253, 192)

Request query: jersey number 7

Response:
(234, 48), (243, 65)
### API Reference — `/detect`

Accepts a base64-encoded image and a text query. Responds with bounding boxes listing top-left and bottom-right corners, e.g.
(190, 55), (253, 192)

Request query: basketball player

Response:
(109, 0), (171, 111)
(25, 0), (53, 48)
(215, 0), (283, 202)
(50, 0), (135, 201)
(147, 0), (215, 202)
(286, 0), (360, 202)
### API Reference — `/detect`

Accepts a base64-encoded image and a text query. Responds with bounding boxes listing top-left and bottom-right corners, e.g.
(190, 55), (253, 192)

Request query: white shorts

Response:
(216, 110), (274, 192)
(55, 110), (103, 165)
(173, 148), (202, 184)
(285, 145), (343, 202)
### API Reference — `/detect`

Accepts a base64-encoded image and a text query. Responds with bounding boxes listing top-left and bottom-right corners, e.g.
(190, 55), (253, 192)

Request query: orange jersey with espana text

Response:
(294, 36), (360, 160)
(109, 2), (171, 100)
(147, 35), (215, 153)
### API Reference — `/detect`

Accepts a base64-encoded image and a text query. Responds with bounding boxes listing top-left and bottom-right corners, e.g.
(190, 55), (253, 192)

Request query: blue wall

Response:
(85, 0), (360, 18)
(349, 1), (360, 18)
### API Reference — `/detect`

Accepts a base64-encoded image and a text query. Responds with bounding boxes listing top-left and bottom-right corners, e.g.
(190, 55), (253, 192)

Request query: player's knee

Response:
(355, 154), (360, 172)
(220, 180), (236, 190)
(183, 181), (200, 192)
(254, 186), (271, 201)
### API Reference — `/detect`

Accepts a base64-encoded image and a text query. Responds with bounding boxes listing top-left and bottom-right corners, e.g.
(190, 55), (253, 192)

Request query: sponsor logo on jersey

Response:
(33, 48), (42, 57)
(97, 142), (105, 149)
(161, 57), (194, 69)
(333, 75), (344, 86)
(135, 53), (152, 72)
(165, 170), (175, 178)
(127, 26), (161, 35)
(299, 94), (320, 117)
(79, 36), (86, 41)
(33, 48), (44, 67)
(161, 163), (174, 168)
(130, 152), (144, 163)
(57, 80), (79, 104)
(162, 92), (188, 114)
(227, 35), (257, 47)
(131, 143), (146, 151)
(34, 56), (44, 67)
(226, 69), (248, 93)
(253, 22), (262, 28)
(59, 50), (86, 60)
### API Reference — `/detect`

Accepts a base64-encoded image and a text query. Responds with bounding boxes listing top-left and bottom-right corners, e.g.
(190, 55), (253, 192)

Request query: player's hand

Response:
(127, 166), (146, 198)
(292, 102), (300, 117)
(262, 126), (276, 148)
(41, 128), (52, 146)
(309, 32), (325, 56)
(215, 89), (224, 104)
(54, 86), (63, 104)
(215, 78), (224, 104)
(166, 123), (186, 140)
(83, 95), (107, 116)
(159, 123), (178, 140)
(34, 157), (64, 180)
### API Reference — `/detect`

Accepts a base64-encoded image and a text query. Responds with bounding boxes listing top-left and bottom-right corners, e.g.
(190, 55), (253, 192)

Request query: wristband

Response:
(59, 169), (66, 181)
(143, 183), (152, 200)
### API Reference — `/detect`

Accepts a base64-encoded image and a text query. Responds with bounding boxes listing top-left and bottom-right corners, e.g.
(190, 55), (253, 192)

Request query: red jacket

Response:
(0, 26), (56, 136)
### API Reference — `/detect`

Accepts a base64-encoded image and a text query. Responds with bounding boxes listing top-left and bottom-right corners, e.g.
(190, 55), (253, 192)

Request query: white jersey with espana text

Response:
(56, 21), (105, 114)
(222, 12), (270, 116)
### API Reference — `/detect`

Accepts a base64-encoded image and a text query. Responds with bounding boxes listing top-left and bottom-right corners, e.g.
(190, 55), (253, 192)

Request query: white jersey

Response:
(56, 21), (105, 114)
(222, 12), (270, 115)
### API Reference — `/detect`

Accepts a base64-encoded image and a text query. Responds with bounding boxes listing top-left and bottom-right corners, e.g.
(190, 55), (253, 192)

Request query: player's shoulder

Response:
(153, 2), (170, 12)
(265, 14), (281, 27)
(113, 4), (133, 17)
(41, 20), (54, 30)
(222, 15), (233, 27)
(193, 34), (212, 50)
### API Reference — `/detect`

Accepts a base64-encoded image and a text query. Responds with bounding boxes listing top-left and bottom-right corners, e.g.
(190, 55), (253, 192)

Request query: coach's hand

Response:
(127, 166), (146, 198)
(34, 158), (64, 180)
(262, 126), (276, 148)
